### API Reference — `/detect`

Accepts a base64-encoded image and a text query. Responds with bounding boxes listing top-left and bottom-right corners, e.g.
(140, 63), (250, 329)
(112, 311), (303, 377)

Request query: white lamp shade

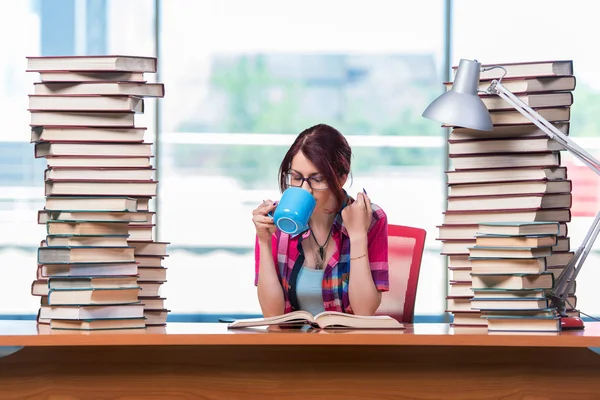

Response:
(422, 59), (493, 131)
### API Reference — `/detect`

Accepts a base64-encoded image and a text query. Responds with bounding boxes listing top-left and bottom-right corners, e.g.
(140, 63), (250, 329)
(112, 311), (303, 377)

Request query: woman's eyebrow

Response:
(290, 169), (321, 177)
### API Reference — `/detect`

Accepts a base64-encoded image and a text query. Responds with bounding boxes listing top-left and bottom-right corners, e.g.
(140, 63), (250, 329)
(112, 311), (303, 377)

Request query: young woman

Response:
(252, 124), (389, 317)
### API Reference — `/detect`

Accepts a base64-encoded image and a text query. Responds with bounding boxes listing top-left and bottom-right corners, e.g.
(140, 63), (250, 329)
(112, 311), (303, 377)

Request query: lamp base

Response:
(561, 316), (585, 330)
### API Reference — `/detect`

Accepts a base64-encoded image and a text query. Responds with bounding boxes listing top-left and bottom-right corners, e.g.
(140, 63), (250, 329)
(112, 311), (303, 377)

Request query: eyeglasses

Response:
(285, 172), (329, 190)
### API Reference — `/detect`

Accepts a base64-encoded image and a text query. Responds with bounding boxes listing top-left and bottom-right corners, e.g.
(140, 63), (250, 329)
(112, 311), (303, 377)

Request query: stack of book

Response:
(469, 222), (563, 332)
(27, 55), (169, 331)
(437, 60), (577, 329)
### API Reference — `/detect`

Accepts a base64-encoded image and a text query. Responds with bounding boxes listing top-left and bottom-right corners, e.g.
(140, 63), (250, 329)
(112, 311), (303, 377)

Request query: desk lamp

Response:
(423, 58), (593, 330)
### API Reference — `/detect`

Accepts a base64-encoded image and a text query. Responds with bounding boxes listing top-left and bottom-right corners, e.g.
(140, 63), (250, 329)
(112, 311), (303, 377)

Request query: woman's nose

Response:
(301, 180), (313, 194)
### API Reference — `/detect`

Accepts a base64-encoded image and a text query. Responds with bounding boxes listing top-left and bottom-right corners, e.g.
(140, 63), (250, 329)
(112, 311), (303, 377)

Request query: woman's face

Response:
(288, 151), (339, 214)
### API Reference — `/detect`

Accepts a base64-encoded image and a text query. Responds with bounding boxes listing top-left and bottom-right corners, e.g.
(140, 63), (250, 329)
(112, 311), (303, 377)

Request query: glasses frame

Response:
(285, 171), (329, 190)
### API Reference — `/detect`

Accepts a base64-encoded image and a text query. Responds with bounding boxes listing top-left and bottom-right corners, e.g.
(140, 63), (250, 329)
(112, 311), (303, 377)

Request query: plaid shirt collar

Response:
(290, 190), (351, 240)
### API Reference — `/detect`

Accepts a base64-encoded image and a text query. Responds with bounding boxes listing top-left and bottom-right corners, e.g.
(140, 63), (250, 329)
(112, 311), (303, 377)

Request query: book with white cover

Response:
(228, 311), (404, 329)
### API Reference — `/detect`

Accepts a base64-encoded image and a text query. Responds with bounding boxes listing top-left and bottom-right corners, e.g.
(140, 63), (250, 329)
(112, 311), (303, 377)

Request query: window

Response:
(159, 0), (447, 316)
(0, 0), (154, 315)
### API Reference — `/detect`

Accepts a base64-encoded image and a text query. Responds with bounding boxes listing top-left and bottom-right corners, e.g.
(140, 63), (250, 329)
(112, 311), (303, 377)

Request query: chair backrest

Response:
(376, 224), (426, 323)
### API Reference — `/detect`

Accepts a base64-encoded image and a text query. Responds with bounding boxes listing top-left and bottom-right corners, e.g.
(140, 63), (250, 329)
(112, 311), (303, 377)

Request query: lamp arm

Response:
(562, 215), (600, 296)
(489, 81), (600, 174)
(488, 80), (600, 314)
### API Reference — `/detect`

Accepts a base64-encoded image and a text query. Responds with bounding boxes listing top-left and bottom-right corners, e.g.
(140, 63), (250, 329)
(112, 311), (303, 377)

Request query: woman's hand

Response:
(341, 192), (372, 240)
(252, 200), (278, 243)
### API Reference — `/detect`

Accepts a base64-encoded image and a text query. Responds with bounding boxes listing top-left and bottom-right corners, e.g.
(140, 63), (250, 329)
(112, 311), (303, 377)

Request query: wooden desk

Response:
(1, 321), (600, 399)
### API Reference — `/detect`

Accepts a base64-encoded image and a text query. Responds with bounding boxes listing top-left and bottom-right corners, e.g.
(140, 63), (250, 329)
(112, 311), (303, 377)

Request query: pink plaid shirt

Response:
(254, 198), (389, 314)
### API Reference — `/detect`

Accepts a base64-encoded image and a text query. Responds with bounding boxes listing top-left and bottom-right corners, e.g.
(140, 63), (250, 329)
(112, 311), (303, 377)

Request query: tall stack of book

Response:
(27, 55), (169, 331)
(437, 60), (577, 329)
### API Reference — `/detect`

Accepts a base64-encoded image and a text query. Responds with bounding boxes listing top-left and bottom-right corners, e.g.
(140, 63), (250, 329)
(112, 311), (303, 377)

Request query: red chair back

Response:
(376, 224), (426, 323)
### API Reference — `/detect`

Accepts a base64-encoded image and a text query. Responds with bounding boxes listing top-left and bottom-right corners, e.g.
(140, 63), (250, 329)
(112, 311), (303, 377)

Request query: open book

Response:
(227, 311), (404, 330)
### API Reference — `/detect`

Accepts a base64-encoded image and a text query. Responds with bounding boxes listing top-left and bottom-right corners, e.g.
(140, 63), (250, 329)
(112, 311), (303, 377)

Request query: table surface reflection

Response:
(0, 321), (598, 347)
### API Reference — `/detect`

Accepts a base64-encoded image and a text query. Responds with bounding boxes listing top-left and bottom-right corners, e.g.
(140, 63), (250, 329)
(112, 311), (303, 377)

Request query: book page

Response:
(228, 310), (314, 328)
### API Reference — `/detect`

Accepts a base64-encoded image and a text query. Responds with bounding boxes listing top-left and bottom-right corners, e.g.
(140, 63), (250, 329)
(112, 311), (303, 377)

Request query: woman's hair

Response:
(278, 123), (351, 208)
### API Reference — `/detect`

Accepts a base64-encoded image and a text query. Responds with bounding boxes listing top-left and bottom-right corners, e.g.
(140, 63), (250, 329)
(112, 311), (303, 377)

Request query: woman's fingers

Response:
(253, 199), (277, 237)
(253, 215), (274, 225)
(254, 221), (276, 235)
(363, 192), (372, 215)
(356, 192), (366, 209)
(253, 199), (277, 216)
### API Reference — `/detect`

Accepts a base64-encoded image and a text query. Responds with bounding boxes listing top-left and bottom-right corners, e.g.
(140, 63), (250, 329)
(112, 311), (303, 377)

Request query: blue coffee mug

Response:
(269, 187), (316, 235)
